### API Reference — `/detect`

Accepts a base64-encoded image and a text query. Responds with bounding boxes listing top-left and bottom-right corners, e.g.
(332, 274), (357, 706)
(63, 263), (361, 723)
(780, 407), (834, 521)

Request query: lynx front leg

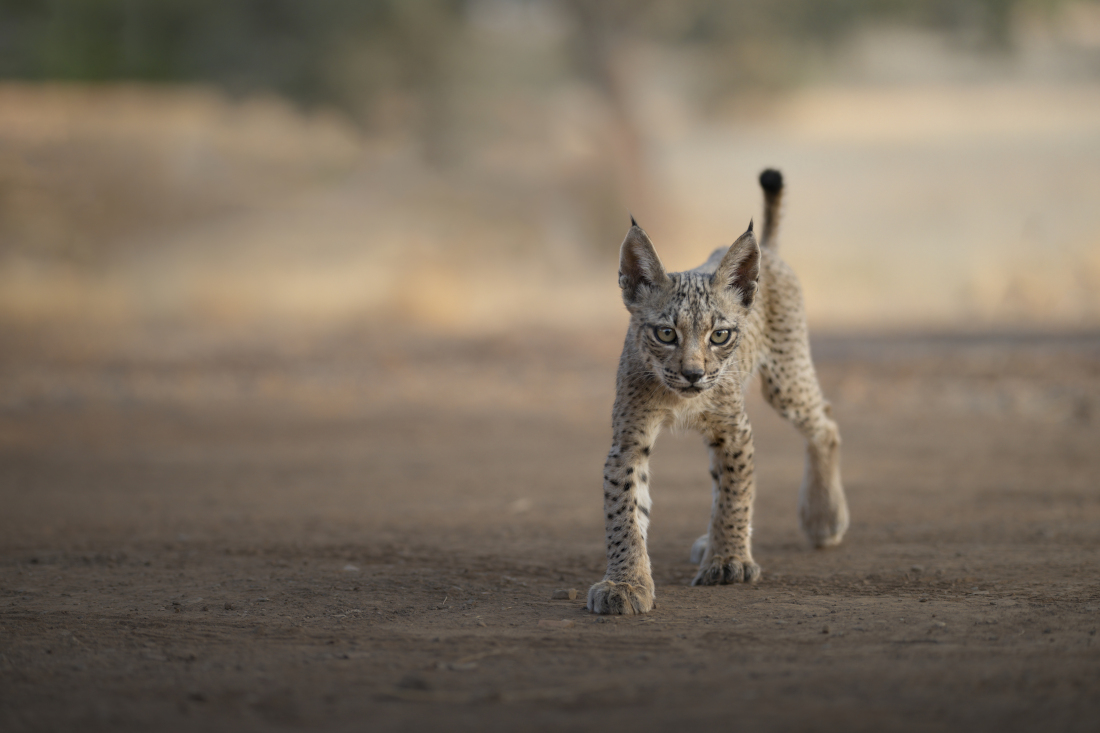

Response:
(692, 412), (761, 585)
(587, 411), (662, 615)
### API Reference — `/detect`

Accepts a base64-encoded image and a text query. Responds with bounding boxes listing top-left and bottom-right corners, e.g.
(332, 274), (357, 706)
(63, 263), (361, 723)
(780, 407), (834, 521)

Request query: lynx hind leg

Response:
(759, 345), (850, 549)
(690, 534), (708, 564)
(795, 410), (848, 548)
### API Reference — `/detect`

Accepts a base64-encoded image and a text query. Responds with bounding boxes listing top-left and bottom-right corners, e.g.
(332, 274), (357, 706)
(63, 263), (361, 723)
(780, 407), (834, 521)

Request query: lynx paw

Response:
(799, 491), (850, 548)
(691, 556), (761, 586)
(586, 579), (655, 615)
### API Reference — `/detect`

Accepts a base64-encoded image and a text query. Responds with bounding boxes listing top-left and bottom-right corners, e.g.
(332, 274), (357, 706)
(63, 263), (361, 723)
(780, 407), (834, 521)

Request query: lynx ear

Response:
(712, 221), (760, 309)
(619, 221), (669, 305)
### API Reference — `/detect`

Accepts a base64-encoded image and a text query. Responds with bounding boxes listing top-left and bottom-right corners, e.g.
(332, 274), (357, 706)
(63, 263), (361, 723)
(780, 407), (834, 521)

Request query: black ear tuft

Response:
(747, 218), (753, 233)
(619, 226), (668, 306)
(759, 168), (783, 193)
(630, 214), (638, 228)
(712, 228), (760, 309)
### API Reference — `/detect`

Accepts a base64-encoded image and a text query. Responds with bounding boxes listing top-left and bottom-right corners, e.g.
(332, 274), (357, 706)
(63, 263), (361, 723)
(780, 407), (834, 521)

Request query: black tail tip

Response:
(759, 168), (783, 194)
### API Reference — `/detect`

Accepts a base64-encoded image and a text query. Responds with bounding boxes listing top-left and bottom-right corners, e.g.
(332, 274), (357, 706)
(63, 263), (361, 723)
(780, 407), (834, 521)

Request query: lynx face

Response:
(633, 278), (745, 395)
(619, 224), (760, 397)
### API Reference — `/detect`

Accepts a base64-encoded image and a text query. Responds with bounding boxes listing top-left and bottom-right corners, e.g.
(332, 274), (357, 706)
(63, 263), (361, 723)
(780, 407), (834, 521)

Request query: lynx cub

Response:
(587, 169), (849, 615)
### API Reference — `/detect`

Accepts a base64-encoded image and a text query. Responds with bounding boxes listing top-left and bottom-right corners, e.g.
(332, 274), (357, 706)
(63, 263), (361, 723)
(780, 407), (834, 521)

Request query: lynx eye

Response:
(655, 327), (677, 344)
(710, 329), (731, 345)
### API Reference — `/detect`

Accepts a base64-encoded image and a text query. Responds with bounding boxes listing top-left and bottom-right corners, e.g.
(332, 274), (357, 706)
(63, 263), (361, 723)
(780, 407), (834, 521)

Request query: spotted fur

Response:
(587, 169), (850, 615)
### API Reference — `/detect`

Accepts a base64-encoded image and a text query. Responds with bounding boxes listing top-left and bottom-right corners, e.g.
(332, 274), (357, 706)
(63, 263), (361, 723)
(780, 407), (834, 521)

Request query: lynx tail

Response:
(758, 168), (784, 249)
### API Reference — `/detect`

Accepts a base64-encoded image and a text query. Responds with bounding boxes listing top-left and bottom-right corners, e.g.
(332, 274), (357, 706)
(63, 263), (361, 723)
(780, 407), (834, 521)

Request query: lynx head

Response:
(618, 220), (759, 397)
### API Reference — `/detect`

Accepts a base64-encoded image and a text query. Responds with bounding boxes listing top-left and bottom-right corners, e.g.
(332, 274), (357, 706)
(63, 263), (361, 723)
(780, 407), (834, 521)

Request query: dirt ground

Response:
(1, 322), (1098, 732)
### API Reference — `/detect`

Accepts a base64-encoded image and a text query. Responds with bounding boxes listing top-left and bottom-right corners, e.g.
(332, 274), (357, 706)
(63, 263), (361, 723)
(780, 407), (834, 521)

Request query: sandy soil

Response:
(1, 323), (1099, 732)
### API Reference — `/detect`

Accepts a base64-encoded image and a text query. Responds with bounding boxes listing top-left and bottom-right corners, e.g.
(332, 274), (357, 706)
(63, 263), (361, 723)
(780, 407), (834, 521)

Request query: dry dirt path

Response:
(1, 325), (1098, 732)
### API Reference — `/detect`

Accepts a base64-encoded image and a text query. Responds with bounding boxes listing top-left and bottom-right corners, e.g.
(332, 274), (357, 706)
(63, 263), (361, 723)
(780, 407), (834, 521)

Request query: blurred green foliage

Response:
(0, 0), (1064, 114)
(0, 0), (464, 110)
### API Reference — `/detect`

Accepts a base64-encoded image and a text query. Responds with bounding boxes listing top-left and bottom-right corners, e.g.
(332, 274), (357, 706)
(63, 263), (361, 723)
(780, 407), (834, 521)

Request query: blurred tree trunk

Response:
(563, 1), (661, 231)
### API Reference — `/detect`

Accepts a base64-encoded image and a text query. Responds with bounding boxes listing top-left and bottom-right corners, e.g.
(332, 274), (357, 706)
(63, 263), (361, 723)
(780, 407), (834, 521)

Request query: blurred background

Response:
(3, 8), (1100, 726)
(2, 0), (1099, 333)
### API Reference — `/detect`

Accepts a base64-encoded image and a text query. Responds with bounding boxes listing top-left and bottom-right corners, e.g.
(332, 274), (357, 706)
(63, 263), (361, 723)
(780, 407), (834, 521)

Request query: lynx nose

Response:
(681, 367), (704, 384)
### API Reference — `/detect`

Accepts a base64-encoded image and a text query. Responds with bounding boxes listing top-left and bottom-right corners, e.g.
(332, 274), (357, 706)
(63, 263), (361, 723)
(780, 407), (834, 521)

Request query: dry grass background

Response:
(1, 69), (1099, 334)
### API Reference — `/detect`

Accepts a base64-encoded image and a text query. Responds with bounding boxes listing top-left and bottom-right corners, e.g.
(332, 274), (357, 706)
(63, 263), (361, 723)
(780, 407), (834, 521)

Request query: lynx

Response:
(587, 169), (849, 615)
